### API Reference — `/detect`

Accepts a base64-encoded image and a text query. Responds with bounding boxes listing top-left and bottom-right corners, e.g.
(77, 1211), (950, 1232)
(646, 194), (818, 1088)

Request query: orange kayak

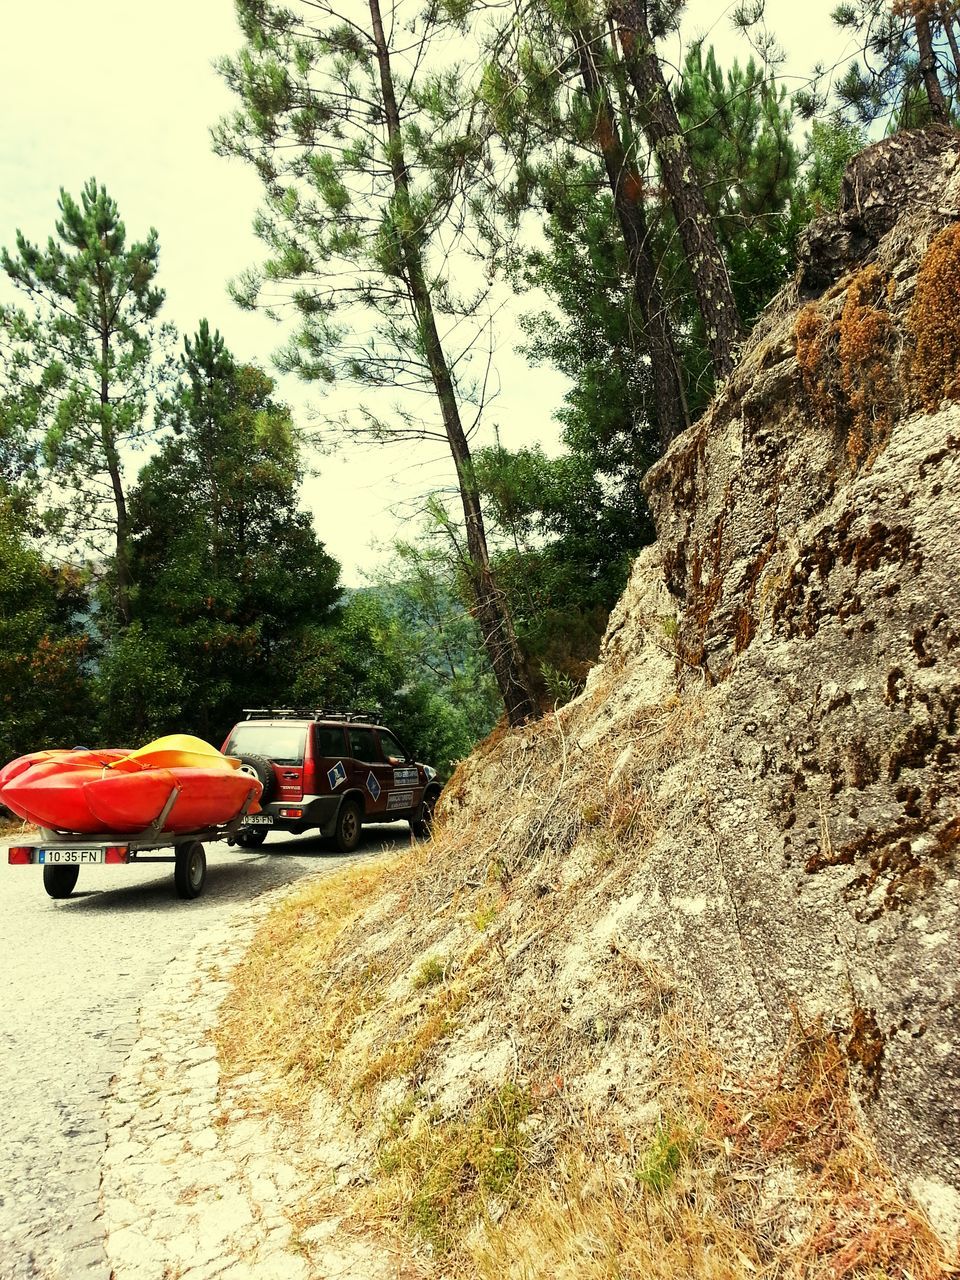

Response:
(0, 737), (262, 835)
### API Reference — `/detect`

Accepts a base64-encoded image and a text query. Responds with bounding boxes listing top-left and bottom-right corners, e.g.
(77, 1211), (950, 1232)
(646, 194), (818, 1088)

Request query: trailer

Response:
(4, 787), (258, 901)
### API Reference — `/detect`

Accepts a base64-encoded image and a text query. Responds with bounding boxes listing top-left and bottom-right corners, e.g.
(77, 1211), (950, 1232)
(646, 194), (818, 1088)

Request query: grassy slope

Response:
(215, 664), (955, 1278)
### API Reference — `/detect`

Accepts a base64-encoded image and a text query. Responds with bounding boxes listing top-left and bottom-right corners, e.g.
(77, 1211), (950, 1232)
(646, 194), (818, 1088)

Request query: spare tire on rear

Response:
(238, 754), (276, 804)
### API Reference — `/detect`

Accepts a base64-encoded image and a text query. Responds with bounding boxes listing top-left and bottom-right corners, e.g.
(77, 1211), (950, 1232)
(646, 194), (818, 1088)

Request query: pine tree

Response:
(118, 322), (341, 739)
(673, 43), (800, 328)
(832, 0), (956, 126)
(0, 180), (170, 624)
(478, 3), (689, 448)
(214, 0), (537, 725)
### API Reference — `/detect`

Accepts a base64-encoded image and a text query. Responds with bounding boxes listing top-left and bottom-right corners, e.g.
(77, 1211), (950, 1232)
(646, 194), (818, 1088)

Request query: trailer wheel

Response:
(43, 864), (79, 899)
(174, 841), (207, 900)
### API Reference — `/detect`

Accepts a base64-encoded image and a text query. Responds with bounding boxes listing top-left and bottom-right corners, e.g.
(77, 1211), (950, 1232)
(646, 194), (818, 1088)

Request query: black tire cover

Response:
(238, 753), (276, 804)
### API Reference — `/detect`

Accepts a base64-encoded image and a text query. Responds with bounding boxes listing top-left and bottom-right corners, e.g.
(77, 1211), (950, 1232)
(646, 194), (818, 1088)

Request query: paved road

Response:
(0, 827), (406, 1280)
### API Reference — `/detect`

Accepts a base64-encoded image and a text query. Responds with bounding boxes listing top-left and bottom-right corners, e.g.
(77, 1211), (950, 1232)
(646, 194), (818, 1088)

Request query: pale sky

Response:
(0, 1), (852, 583)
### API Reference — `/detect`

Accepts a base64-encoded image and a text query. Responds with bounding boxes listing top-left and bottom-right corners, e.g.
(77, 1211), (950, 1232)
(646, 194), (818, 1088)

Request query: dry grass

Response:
(0, 814), (37, 840)
(454, 1014), (954, 1280)
(215, 856), (401, 1115)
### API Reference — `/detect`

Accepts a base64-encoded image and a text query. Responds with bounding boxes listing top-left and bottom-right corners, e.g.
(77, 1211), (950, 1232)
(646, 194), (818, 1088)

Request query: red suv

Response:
(221, 708), (442, 852)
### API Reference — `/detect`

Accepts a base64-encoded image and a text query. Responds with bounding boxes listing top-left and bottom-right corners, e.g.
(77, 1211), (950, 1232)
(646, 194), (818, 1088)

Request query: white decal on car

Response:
(386, 789), (414, 811)
(366, 772), (382, 800)
(393, 768), (419, 788)
(327, 761), (347, 790)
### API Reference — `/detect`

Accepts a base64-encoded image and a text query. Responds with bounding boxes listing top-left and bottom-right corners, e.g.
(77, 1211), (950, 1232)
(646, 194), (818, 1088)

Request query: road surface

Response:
(0, 827), (406, 1280)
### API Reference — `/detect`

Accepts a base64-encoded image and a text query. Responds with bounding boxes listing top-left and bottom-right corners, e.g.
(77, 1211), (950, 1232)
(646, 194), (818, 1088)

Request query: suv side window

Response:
(315, 725), (347, 758)
(378, 731), (407, 764)
(348, 728), (380, 763)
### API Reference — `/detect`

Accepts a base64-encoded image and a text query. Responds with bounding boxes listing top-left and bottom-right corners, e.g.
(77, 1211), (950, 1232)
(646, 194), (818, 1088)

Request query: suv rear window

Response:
(225, 723), (306, 765)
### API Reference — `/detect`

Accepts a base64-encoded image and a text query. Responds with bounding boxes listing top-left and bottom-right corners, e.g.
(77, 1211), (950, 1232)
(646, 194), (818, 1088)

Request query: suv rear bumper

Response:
(243, 794), (341, 837)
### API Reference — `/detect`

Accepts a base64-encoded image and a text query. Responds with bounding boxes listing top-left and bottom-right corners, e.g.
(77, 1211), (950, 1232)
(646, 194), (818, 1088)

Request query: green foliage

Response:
(0, 179), (173, 621)
(674, 44), (800, 329)
(540, 661), (581, 707)
(496, 28), (804, 589)
(115, 323), (341, 741)
(412, 956), (446, 989)
(515, 167), (664, 486)
(214, 3), (490, 418)
(292, 572), (499, 778)
(471, 440), (635, 692)
(216, 0), (538, 726)
(379, 1083), (531, 1254)
(93, 622), (188, 742)
(799, 119), (867, 216)
(0, 492), (92, 763)
(635, 1122), (692, 1195)
(472, 894), (498, 931)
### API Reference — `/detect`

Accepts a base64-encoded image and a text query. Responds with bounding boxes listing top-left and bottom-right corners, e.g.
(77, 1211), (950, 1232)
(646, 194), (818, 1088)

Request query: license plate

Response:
(244, 815), (273, 826)
(40, 849), (105, 864)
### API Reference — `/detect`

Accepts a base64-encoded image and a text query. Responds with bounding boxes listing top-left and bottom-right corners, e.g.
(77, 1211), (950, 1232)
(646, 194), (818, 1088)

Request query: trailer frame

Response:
(5, 787), (259, 900)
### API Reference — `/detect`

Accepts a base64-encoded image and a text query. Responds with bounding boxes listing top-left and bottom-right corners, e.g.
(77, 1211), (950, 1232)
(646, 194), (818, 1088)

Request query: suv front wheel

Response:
(411, 789), (439, 839)
(334, 799), (363, 853)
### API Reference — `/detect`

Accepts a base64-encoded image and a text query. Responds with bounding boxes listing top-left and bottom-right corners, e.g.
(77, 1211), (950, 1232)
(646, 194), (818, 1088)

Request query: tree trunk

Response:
(939, 1), (960, 98)
(575, 23), (689, 449)
(610, 0), (744, 380)
(99, 307), (131, 626)
(368, 0), (536, 725)
(942, 11), (957, 103)
(915, 8), (950, 123)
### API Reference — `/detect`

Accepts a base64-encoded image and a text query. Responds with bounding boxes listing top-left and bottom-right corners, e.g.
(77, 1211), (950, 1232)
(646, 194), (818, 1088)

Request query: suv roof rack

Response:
(241, 707), (385, 725)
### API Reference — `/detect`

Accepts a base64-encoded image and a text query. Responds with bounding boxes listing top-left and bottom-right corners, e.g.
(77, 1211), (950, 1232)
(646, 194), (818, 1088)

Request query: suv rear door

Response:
(312, 724), (350, 799)
(224, 722), (307, 802)
(345, 727), (392, 818)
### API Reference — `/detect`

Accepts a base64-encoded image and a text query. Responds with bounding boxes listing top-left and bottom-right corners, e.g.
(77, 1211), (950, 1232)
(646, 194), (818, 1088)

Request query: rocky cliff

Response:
(611, 124), (960, 1237)
(219, 128), (960, 1276)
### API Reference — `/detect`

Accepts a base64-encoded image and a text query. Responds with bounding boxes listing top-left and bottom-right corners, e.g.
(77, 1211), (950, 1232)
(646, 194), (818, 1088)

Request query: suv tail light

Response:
(279, 808), (303, 819)
(301, 734), (317, 798)
(8, 846), (32, 864)
(105, 845), (129, 863)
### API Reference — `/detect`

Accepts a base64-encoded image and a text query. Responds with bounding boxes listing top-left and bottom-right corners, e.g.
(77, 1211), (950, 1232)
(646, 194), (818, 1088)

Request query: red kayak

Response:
(86, 766), (260, 833)
(0, 738), (262, 835)
(0, 748), (127, 791)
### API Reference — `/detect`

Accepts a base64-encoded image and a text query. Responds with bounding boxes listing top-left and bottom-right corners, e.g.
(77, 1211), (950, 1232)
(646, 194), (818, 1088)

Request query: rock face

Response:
(447, 128), (960, 1240)
(620, 127), (960, 1235)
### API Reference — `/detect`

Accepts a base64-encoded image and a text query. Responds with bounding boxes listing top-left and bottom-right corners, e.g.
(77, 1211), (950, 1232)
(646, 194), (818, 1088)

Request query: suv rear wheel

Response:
(334, 799), (362, 853)
(236, 827), (268, 849)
